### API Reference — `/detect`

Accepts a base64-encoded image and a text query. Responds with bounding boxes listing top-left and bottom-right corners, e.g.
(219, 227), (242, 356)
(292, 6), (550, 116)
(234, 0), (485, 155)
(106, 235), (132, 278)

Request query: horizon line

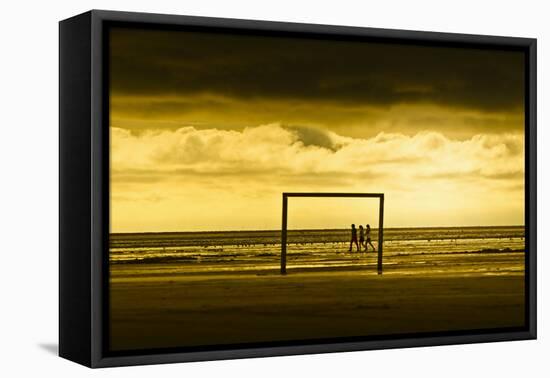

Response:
(110, 224), (526, 235)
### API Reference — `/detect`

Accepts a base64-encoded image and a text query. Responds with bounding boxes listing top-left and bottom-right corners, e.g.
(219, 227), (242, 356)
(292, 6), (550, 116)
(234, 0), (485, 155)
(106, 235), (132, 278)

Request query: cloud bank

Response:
(110, 124), (524, 231)
(112, 123), (523, 186)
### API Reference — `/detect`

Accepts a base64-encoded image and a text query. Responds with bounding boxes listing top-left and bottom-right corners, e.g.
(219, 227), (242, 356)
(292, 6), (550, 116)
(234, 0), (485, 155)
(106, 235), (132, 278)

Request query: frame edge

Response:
(59, 11), (93, 368)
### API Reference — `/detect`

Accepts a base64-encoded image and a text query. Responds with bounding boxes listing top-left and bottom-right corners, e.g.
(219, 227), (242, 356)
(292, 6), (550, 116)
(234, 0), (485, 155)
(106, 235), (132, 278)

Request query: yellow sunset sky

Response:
(109, 27), (525, 232)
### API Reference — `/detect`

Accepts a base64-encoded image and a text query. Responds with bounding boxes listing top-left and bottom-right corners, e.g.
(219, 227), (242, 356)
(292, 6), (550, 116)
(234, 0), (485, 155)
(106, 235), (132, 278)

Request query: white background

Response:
(0, 0), (547, 376)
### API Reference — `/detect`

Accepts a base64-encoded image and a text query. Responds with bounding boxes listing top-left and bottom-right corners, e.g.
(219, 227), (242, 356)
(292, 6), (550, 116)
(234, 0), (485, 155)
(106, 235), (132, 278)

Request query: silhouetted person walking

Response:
(349, 224), (359, 252)
(359, 225), (365, 252)
(365, 224), (375, 251)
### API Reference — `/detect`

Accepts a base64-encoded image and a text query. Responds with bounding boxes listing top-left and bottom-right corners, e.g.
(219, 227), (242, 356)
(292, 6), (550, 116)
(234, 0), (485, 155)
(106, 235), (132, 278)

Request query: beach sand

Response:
(109, 257), (525, 351)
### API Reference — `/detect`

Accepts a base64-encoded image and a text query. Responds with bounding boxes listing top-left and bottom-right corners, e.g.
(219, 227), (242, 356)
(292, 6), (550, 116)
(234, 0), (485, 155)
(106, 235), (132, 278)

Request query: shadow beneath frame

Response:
(38, 343), (58, 355)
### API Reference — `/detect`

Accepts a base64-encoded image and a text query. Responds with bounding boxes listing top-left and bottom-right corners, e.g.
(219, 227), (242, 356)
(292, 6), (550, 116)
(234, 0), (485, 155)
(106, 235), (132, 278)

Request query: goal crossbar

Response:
(281, 192), (385, 275)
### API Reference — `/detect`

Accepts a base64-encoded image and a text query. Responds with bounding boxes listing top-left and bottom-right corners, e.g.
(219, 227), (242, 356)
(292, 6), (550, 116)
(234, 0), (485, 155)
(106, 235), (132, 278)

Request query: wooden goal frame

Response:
(281, 192), (385, 275)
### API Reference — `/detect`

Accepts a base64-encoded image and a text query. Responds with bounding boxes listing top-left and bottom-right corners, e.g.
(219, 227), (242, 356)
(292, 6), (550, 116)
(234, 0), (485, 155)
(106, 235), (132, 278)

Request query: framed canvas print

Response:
(59, 10), (537, 368)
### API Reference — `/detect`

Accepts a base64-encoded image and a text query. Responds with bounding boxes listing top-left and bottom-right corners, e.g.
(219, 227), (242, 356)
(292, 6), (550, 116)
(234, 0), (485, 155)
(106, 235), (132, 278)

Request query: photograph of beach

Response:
(108, 26), (526, 352)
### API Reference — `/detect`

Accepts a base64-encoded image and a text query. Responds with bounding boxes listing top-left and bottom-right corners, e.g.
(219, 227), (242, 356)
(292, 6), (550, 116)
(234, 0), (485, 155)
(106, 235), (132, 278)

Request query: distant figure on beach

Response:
(349, 224), (360, 252)
(365, 224), (376, 251)
(359, 225), (365, 252)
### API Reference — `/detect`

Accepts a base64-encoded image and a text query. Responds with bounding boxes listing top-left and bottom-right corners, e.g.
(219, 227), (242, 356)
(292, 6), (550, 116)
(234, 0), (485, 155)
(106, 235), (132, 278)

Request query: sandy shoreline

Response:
(110, 265), (525, 351)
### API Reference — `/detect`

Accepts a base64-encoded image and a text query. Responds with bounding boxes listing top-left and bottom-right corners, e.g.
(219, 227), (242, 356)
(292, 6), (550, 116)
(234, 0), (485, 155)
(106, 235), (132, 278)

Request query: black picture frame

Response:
(59, 9), (537, 368)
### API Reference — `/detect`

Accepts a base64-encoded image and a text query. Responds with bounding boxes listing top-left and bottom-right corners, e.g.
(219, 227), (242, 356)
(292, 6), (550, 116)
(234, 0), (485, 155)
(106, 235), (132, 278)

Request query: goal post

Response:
(280, 192), (384, 275)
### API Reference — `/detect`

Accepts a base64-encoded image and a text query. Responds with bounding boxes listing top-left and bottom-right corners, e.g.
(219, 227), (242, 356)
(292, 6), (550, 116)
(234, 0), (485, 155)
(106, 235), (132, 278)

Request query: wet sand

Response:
(109, 256), (525, 351)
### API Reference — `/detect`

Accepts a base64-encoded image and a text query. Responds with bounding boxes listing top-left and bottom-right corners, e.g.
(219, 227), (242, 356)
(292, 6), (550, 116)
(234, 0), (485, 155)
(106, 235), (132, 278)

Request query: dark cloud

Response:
(284, 125), (338, 150)
(110, 27), (525, 112)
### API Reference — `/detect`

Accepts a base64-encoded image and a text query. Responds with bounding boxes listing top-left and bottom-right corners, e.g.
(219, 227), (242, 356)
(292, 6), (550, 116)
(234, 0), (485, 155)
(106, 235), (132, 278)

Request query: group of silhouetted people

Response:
(349, 224), (376, 252)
